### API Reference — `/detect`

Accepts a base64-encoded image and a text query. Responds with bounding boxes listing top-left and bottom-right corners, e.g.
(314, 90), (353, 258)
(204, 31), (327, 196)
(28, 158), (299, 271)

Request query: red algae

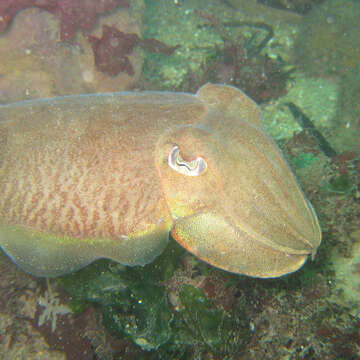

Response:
(56, 0), (128, 41)
(88, 25), (138, 76)
(331, 151), (357, 175)
(0, 0), (129, 41)
(88, 25), (180, 77)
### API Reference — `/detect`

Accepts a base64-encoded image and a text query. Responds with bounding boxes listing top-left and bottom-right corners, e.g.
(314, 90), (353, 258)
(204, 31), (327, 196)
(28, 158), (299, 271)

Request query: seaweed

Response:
(183, 11), (292, 103)
(89, 25), (180, 77)
(286, 102), (337, 157)
(321, 174), (357, 195)
(291, 152), (319, 169)
(61, 240), (251, 355)
(0, 0), (129, 41)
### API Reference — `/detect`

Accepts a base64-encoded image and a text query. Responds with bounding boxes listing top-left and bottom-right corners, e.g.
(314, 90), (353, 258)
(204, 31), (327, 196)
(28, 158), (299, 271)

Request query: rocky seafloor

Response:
(0, 0), (359, 359)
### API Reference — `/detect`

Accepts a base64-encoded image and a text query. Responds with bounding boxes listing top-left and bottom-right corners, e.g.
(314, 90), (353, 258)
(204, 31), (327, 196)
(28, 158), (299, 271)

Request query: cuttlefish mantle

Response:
(0, 83), (321, 278)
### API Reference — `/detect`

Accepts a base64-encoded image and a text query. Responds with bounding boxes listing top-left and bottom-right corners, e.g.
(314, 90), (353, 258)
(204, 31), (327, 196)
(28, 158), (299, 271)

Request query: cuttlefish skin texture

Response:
(0, 84), (321, 278)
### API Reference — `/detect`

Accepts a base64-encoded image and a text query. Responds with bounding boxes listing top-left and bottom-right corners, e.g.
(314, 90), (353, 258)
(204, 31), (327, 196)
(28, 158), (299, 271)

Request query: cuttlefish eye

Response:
(168, 145), (207, 176)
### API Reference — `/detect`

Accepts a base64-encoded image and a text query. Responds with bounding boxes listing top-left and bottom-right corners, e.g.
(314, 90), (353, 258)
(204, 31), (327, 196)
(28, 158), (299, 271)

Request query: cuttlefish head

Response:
(156, 84), (321, 278)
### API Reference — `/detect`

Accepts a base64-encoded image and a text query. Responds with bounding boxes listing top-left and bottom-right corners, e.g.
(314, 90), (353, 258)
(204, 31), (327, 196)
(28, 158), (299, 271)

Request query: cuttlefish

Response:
(0, 84), (321, 278)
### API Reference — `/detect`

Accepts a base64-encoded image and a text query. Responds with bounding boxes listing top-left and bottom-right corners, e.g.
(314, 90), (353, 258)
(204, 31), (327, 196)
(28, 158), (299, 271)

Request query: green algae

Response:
(103, 282), (173, 351)
(61, 240), (250, 354)
(176, 285), (235, 350)
(262, 73), (338, 141)
(142, 0), (294, 93)
(61, 242), (182, 351)
(142, 0), (222, 89)
(291, 152), (319, 169)
(321, 174), (357, 195)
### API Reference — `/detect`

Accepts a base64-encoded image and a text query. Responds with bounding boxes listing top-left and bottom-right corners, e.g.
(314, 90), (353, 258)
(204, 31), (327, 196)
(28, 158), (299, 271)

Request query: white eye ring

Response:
(168, 145), (207, 176)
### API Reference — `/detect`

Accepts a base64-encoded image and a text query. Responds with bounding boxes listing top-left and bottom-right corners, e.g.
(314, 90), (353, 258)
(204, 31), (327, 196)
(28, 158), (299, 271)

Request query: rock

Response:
(0, 1), (145, 103)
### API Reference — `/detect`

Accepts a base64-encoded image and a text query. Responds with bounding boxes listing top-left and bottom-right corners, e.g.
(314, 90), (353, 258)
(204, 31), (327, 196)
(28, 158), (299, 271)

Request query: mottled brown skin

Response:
(0, 84), (321, 277)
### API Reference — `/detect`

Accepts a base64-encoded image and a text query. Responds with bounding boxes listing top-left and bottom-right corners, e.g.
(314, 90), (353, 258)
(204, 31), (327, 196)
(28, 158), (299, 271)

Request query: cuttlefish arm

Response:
(156, 84), (321, 278)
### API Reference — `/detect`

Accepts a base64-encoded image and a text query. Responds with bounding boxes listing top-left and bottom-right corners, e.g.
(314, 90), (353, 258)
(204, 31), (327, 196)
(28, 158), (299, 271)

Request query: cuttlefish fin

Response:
(196, 83), (263, 128)
(0, 222), (170, 277)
